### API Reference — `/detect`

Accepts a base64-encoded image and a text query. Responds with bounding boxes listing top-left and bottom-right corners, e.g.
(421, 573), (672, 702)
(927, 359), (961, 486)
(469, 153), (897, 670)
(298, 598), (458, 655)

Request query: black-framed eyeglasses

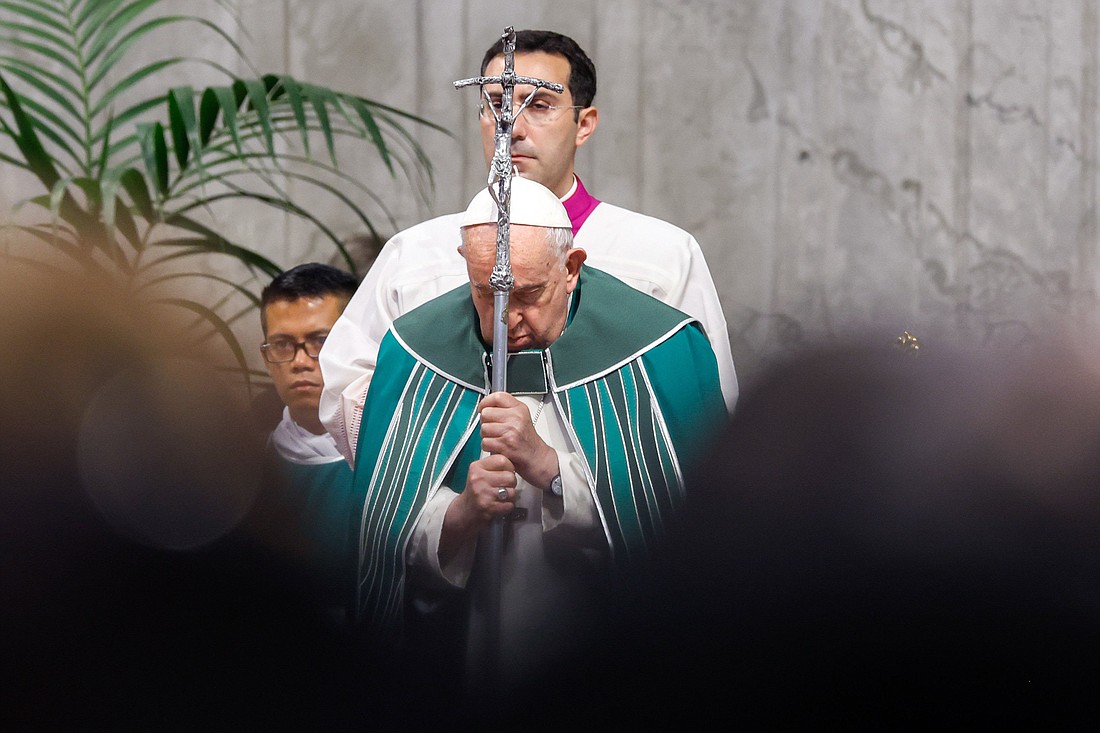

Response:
(261, 335), (327, 363)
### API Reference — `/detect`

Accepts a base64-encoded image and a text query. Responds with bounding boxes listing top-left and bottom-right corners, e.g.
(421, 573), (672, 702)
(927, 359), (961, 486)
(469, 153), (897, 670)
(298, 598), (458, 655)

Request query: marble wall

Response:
(4, 0), (1098, 385)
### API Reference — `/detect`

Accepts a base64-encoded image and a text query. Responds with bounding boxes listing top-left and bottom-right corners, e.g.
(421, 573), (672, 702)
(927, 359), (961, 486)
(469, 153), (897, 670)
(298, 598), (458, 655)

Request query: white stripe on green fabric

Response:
(594, 374), (648, 563)
(637, 356), (687, 502)
(356, 363), (419, 622)
(373, 370), (458, 624)
(361, 367), (435, 581)
(635, 359), (685, 517)
(361, 370), (474, 626)
(356, 362), (479, 631)
(560, 383), (617, 560)
(358, 365), (436, 626)
(620, 361), (668, 541)
(556, 358), (683, 569)
(551, 384), (611, 546)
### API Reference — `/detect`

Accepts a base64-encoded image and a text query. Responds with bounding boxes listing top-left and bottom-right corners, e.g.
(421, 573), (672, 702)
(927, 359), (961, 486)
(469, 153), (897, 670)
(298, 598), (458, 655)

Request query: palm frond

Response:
(0, 70), (62, 188)
(0, 0), (447, 378)
(150, 221), (281, 278)
(141, 270), (262, 309)
(167, 86), (199, 169)
(135, 120), (168, 195)
(155, 295), (252, 384)
(84, 7), (245, 80)
(0, 1), (67, 26)
(169, 155), (395, 247)
(0, 30), (81, 77)
(171, 190), (354, 272)
(6, 221), (105, 272)
(117, 165), (155, 220)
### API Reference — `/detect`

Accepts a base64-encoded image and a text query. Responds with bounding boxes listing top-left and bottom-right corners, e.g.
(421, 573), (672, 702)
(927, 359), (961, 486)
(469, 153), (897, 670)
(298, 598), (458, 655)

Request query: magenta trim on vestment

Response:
(562, 176), (601, 235)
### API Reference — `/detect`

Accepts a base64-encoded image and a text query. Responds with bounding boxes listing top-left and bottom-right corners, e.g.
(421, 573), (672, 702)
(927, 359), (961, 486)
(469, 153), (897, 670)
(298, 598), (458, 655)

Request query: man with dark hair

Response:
(480, 29), (597, 110)
(262, 263), (358, 435)
(320, 28), (738, 465)
(259, 262), (359, 619)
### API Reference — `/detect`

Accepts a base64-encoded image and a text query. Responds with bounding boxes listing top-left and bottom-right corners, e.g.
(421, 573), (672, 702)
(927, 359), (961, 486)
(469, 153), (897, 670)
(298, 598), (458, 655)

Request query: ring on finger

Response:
(497, 487), (508, 501)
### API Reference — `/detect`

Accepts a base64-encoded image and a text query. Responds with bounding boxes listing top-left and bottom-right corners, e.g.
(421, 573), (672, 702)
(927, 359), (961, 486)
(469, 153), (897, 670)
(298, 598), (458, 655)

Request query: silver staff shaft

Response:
(484, 178), (509, 674)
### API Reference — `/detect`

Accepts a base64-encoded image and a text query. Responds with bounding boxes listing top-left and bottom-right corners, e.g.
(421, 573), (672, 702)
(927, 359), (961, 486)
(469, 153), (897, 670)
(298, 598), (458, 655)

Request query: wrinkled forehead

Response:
(464, 225), (561, 281)
(464, 223), (553, 255)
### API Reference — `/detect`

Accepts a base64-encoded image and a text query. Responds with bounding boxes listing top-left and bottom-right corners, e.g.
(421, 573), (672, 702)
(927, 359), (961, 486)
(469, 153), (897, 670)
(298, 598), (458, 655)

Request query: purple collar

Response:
(562, 177), (601, 235)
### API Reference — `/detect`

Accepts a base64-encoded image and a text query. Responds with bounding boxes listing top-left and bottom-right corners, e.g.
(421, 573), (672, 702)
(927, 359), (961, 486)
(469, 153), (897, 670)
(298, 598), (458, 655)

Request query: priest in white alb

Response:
(319, 29), (738, 467)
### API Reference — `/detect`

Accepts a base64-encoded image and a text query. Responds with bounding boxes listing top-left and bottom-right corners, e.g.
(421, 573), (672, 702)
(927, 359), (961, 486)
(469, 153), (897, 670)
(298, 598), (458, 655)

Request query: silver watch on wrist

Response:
(548, 474), (563, 497)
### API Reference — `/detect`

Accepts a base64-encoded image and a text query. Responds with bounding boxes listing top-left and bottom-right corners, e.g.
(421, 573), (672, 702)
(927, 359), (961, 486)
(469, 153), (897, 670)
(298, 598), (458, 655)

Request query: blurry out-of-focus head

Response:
(0, 245), (389, 729)
(0, 263), (265, 551)
(532, 332), (1100, 727)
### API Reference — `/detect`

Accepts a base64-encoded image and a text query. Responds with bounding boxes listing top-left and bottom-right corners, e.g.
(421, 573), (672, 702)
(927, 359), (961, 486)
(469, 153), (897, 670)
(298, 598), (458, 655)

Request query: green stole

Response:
(352, 267), (725, 634)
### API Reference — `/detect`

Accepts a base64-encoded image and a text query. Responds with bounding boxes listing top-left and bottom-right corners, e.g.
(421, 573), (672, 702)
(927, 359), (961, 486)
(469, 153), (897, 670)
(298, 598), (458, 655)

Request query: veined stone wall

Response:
(3, 0), (1097, 385)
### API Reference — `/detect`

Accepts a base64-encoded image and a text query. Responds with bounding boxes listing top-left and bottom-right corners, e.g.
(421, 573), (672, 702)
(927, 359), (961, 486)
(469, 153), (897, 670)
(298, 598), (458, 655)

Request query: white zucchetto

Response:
(461, 175), (571, 229)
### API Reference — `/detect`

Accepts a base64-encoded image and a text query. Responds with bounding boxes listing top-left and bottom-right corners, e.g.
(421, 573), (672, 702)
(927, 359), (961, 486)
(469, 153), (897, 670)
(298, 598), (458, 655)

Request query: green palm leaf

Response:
(156, 295), (251, 382)
(0, 71), (61, 188)
(151, 222), (281, 278)
(142, 270), (262, 309)
(0, 0), (446, 380)
(136, 120), (168, 195)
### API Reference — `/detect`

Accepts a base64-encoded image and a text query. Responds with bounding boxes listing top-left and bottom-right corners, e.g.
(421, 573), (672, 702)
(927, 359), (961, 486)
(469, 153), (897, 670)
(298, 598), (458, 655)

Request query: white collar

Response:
(560, 175), (578, 201)
(269, 407), (346, 465)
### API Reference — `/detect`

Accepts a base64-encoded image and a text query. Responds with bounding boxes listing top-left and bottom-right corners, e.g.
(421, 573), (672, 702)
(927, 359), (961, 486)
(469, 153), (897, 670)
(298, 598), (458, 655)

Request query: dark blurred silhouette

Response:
(497, 333), (1100, 727)
(0, 265), (404, 729)
(12, 253), (1100, 729)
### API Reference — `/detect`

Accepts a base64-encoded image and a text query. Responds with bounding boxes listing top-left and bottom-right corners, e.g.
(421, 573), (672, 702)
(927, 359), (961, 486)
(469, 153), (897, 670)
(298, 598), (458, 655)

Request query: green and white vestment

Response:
(352, 267), (725, 635)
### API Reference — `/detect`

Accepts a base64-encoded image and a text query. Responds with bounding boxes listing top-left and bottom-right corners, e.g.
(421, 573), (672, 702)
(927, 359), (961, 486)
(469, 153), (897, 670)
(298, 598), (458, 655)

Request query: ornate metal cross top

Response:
(454, 26), (565, 298)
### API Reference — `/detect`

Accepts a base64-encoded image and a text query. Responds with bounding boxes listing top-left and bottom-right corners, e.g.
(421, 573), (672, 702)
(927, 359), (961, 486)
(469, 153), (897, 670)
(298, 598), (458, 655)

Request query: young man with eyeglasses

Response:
(259, 262), (359, 621)
(320, 29), (739, 466)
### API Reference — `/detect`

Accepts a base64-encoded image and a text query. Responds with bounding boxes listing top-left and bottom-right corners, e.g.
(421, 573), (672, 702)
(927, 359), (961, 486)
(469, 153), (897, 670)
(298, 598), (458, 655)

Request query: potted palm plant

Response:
(0, 0), (444, 380)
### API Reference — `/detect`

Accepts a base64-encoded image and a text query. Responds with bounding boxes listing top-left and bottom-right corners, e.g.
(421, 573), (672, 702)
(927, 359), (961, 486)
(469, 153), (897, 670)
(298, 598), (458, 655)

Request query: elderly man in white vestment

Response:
(319, 29), (738, 465)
